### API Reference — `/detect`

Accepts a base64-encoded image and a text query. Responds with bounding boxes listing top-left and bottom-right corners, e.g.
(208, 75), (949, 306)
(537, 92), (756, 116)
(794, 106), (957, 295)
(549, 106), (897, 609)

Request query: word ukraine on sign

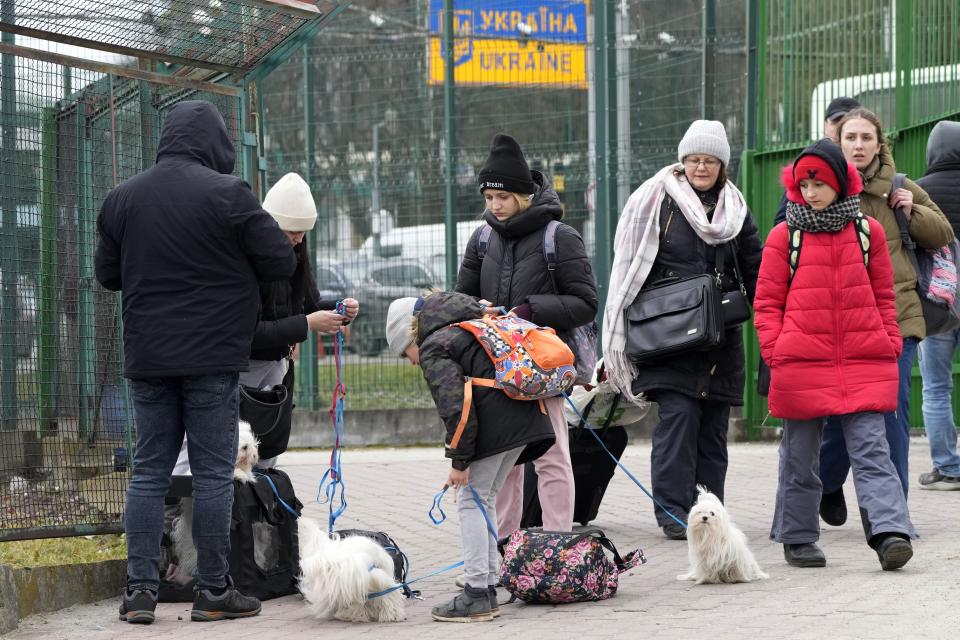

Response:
(427, 0), (587, 88)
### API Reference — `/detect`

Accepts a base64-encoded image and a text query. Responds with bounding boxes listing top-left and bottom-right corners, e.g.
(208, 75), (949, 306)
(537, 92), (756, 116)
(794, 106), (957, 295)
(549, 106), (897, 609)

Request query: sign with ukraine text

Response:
(427, 0), (588, 88)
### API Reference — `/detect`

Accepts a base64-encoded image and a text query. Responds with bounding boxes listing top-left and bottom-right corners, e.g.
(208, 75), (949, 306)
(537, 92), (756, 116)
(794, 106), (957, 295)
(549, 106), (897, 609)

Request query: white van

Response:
(357, 219), (487, 289)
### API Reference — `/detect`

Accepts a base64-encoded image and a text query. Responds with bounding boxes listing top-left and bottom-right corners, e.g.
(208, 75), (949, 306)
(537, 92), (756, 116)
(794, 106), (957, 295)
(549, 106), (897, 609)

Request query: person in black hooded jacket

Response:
(915, 120), (960, 490)
(95, 100), (295, 623)
(170, 172), (358, 474)
(456, 133), (598, 540)
(385, 291), (555, 622)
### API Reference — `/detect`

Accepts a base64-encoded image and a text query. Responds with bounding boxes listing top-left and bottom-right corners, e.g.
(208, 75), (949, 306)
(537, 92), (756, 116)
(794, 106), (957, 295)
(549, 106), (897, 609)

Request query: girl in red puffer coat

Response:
(754, 138), (916, 572)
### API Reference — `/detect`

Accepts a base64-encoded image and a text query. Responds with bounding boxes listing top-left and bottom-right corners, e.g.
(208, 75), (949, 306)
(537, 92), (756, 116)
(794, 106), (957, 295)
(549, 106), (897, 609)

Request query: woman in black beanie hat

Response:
(456, 133), (598, 541)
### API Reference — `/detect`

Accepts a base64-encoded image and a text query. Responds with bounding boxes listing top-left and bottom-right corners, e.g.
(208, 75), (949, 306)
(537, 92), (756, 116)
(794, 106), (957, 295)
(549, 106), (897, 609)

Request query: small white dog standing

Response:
(296, 516), (406, 623)
(678, 487), (769, 585)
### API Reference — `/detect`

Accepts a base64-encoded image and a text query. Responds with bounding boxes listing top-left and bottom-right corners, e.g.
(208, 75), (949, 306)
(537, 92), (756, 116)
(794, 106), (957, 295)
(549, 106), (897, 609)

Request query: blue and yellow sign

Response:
(427, 0), (587, 88)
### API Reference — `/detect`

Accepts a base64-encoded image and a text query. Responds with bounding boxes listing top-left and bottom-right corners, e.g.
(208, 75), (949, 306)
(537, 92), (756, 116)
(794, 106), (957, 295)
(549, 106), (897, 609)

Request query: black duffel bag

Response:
(239, 360), (295, 459)
(625, 274), (724, 363)
(159, 469), (302, 602)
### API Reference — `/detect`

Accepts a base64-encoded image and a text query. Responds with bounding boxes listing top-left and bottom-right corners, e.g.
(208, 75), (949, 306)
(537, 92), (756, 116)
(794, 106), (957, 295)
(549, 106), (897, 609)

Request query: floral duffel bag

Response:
(499, 527), (645, 604)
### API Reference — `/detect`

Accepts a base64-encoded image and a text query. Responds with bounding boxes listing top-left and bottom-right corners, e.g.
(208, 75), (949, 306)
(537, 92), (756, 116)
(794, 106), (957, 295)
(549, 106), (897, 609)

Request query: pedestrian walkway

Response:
(7, 439), (959, 640)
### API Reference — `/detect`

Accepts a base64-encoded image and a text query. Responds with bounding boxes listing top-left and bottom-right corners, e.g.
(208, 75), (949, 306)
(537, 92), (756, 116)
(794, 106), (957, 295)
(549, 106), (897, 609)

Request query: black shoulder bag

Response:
(718, 240), (752, 327)
(239, 360), (295, 460)
(624, 272), (724, 363)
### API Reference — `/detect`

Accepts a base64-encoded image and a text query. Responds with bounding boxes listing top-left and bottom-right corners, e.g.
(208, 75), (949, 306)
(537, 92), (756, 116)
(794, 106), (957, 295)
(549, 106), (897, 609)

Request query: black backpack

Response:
(159, 469), (303, 602)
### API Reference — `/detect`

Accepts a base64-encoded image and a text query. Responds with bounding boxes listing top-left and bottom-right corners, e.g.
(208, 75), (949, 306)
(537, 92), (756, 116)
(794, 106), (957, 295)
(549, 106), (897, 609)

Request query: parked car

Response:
(317, 257), (437, 357)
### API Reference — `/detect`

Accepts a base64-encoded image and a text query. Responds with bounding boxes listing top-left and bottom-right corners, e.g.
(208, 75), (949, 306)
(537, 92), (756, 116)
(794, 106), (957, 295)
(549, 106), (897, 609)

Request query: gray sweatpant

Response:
(457, 446), (524, 590)
(771, 412), (917, 544)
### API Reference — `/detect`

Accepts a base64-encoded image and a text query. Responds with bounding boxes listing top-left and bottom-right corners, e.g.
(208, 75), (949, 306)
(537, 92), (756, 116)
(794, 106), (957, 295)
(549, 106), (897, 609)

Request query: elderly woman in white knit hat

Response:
(171, 173), (358, 474)
(602, 121), (764, 540)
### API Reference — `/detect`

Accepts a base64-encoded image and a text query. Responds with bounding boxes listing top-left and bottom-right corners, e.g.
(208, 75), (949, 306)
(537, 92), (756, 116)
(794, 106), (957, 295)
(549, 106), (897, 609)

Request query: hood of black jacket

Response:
(416, 291), (486, 345)
(156, 100), (235, 174)
(482, 171), (563, 239)
(925, 120), (960, 175)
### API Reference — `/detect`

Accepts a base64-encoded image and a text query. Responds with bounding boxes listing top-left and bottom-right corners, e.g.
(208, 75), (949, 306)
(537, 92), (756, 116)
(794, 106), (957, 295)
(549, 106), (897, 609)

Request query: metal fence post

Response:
(0, 0), (16, 431)
(442, 0), (457, 290)
(77, 99), (96, 441)
(894, 0), (914, 131)
(300, 45), (318, 411)
(592, 0), (617, 337)
(38, 107), (57, 432)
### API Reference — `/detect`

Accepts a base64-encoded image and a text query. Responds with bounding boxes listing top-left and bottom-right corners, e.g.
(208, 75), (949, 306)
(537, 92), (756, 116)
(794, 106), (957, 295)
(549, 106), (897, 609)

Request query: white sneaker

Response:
(454, 574), (466, 588)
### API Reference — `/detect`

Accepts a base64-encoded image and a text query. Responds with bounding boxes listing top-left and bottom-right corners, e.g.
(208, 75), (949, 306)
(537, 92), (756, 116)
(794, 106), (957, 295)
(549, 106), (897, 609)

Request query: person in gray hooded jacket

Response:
(915, 120), (960, 491)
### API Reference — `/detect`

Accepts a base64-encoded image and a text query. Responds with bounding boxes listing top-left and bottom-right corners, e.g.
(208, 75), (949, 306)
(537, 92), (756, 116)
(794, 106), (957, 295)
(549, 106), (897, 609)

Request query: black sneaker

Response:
(783, 543), (827, 568)
(191, 583), (261, 622)
(431, 585), (493, 623)
(819, 488), (847, 526)
(918, 468), (960, 491)
(119, 588), (157, 624)
(662, 524), (687, 540)
(875, 536), (913, 571)
(488, 586), (500, 619)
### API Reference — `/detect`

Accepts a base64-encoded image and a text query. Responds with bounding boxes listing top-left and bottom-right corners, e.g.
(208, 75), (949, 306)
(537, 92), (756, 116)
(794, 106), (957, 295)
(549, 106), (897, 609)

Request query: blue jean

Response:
(918, 330), (960, 476)
(126, 373), (239, 592)
(820, 337), (917, 498)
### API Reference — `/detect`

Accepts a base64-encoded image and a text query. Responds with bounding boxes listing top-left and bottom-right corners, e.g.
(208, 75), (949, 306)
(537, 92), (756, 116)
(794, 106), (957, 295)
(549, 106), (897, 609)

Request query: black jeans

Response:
(650, 390), (730, 527)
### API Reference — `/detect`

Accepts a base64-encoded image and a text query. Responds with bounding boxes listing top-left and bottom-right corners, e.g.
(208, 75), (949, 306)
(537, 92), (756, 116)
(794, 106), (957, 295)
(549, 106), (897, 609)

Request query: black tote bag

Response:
(625, 274), (724, 363)
(239, 360), (295, 459)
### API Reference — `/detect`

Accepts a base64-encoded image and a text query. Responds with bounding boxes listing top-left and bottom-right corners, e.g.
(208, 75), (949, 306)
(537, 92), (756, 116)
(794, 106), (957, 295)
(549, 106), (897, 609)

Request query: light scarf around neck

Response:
(602, 163), (751, 403)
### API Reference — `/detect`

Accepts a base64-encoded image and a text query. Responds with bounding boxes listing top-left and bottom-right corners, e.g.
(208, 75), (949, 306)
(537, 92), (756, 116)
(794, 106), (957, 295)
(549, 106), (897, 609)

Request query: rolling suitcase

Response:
(521, 396), (628, 528)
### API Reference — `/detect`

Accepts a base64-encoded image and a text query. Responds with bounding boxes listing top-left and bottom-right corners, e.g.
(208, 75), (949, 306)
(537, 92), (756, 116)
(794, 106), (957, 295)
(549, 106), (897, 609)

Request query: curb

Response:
(0, 559), (125, 635)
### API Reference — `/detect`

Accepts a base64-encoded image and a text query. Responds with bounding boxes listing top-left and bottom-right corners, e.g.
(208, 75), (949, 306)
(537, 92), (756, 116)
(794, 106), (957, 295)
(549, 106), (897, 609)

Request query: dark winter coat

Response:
(95, 100), (296, 378)
(250, 242), (336, 361)
(630, 192), (764, 405)
(917, 120), (960, 240)
(455, 171), (598, 333)
(416, 292), (555, 470)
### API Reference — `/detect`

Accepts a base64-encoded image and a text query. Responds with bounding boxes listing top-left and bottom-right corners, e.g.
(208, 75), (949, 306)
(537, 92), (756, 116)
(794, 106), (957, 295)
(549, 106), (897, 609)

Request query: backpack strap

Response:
(787, 223), (803, 282)
(787, 214), (871, 283)
(853, 212), (871, 269)
(543, 220), (562, 294)
(476, 224), (493, 260)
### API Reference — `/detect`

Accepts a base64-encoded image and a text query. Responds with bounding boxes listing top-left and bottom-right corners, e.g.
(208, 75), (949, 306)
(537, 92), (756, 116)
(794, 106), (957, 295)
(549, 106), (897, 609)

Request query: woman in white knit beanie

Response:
(172, 173), (358, 473)
(602, 120), (764, 540)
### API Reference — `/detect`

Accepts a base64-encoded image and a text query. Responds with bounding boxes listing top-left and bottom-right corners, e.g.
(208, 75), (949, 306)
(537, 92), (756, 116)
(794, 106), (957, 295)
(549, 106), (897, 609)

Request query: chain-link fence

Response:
(0, 0), (339, 541)
(261, 0), (749, 412)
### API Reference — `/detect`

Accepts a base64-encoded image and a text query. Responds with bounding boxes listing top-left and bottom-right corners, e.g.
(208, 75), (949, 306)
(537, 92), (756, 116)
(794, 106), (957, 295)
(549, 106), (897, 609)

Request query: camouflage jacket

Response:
(416, 292), (554, 470)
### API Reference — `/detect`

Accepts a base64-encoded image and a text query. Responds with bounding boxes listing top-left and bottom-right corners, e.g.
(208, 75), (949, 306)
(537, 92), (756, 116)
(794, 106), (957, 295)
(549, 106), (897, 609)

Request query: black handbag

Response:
(625, 273), (724, 363)
(239, 360), (295, 460)
(719, 241), (752, 328)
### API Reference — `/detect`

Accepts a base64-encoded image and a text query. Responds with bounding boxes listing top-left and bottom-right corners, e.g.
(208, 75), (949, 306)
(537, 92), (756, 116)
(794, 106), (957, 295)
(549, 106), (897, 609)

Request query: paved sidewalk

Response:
(7, 438), (960, 640)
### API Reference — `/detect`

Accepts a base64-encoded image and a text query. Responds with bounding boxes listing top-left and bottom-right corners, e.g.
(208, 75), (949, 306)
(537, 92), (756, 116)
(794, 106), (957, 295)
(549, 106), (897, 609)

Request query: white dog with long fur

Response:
(678, 487), (769, 585)
(296, 516), (406, 622)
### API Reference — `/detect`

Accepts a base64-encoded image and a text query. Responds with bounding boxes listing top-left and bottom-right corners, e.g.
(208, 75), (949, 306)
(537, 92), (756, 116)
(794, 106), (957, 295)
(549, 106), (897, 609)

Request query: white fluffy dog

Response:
(232, 420), (260, 484)
(166, 421), (260, 585)
(678, 487), (769, 585)
(297, 516), (406, 623)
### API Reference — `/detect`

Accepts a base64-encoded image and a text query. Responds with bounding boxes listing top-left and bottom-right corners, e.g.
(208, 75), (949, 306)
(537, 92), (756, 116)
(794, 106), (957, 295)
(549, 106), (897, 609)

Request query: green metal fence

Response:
(261, 0), (750, 413)
(0, 0), (342, 541)
(740, 0), (960, 436)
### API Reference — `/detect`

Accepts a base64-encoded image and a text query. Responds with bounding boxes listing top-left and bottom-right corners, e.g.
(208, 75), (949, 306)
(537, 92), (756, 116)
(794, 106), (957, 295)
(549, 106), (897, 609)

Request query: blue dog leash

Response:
(369, 483), (496, 600)
(562, 392), (688, 530)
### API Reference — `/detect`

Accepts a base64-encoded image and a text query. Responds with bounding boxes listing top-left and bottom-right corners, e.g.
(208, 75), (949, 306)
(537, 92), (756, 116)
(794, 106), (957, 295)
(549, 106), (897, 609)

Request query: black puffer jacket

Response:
(95, 100), (296, 378)
(416, 292), (555, 470)
(917, 120), (960, 239)
(631, 193), (764, 404)
(250, 243), (336, 361)
(455, 171), (598, 332)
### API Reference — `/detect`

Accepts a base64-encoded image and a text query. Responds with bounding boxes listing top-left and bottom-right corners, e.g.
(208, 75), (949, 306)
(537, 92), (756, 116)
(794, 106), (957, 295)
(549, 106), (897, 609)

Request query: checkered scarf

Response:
(784, 195), (862, 233)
